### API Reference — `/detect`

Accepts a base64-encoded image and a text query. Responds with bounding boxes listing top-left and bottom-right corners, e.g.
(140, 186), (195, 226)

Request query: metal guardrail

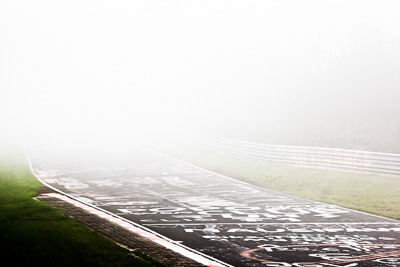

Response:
(187, 135), (400, 177)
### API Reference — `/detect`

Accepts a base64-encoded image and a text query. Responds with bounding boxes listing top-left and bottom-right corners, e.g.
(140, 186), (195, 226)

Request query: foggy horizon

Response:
(1, 0), (400, 153)
(2, 2), (400, 266)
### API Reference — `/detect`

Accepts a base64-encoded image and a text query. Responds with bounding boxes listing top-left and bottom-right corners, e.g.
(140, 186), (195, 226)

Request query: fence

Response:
(187, 135), (400, 177)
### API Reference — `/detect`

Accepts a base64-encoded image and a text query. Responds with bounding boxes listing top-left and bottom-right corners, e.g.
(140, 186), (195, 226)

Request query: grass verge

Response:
(151, 140), (400, 220)
(0, 141), (159, 266)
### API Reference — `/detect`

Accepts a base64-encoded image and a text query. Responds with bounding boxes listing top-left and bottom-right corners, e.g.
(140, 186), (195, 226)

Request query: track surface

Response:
(28, 144), (400, 266)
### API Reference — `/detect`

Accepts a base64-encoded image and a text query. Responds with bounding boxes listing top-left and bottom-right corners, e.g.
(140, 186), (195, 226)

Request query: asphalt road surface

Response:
(27, 143), (400, 266)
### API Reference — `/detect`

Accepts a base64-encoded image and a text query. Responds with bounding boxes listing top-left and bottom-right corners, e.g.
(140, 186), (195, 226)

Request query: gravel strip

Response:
(36, 194), (205, 267)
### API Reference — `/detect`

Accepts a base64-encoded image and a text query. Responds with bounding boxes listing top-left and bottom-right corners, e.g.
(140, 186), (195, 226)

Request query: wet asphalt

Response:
(27, 143), (400, 266)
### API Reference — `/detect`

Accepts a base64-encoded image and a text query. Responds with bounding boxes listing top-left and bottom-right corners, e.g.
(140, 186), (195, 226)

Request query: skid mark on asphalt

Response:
(27, 146), (400, 266)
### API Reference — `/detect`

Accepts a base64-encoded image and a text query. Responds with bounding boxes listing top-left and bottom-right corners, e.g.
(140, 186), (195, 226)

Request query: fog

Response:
(1, 0), (400, 153)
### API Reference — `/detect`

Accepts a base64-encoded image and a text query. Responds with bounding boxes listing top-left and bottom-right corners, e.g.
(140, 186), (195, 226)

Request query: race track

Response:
(27, 144), (400, 266)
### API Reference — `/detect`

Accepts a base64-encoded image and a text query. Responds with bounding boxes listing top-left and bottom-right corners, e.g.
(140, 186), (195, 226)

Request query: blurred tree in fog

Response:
(314, 29), (400, 153)
(215, 30), (400, 153)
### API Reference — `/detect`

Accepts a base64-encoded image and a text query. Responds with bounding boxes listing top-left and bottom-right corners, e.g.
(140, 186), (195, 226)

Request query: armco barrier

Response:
(187, 136), (400, 177)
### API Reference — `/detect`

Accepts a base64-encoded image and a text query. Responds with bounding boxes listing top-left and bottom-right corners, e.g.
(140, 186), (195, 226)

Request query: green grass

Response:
(151, 140), (400, 220)
(0, 142), (159, 266)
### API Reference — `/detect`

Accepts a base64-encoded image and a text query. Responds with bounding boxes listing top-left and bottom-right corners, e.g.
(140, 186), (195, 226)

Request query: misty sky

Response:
(1, 0), (400, 152)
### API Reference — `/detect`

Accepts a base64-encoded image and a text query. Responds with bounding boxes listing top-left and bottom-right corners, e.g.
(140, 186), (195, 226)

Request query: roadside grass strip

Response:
(150, 141), (400, 220)
(42, 193), (228, 267)
(0, 163), (156, 266)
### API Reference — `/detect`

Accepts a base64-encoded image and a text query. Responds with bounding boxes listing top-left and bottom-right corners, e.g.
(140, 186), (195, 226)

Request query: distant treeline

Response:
(191, 30), (400, 154)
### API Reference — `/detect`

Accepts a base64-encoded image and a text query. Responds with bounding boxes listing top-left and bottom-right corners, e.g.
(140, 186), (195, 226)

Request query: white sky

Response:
(1, 0), (400, 145)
